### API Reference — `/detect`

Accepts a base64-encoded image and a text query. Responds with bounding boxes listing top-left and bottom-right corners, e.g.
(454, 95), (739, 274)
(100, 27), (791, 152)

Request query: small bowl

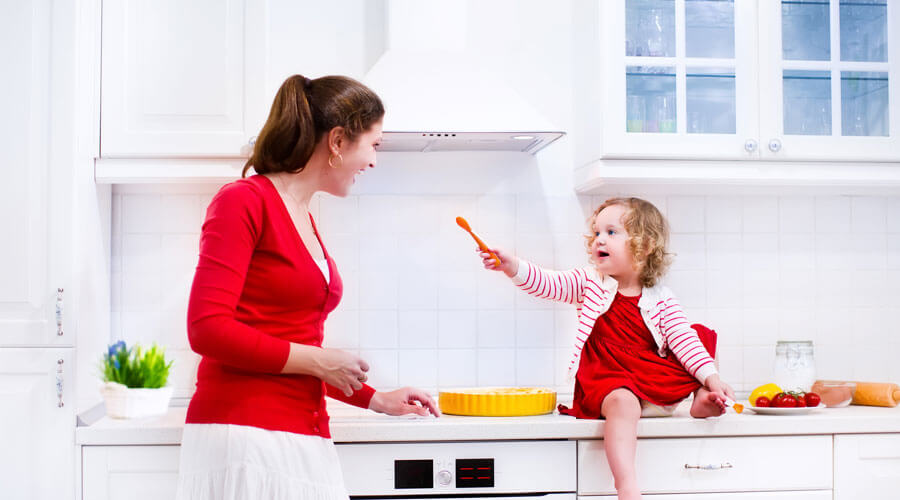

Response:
(810, 381), (856, 408)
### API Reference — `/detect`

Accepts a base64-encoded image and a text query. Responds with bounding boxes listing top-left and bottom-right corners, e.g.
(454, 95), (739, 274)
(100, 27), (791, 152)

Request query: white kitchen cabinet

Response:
(100, 0), (265, 157)
(0, 349), (75, 499)
(0, 0), (73, 346)
(757, 0), (900, 161)
(594, 0), (760, 160)
(577, 436), (832, 495)
(82, 445), (180, 500)
(580, 492), (832, 500)
(100, 0), (378, 158)
(583, 0), (900, 163)
(834, 433), (900, 500)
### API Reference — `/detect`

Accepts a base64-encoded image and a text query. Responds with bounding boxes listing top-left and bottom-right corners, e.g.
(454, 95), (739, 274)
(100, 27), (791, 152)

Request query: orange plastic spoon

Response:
(725, 398), (744, 414)
(456, 216), (501, 267)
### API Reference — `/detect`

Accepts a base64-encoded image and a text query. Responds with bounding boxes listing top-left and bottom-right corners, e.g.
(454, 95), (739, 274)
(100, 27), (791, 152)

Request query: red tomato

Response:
(778, 394), (798, 407)
(805, 392), (821, 407)
(771, 392), (785, 407)
(794, 393), (806, 407)
(755, 396), (771, 407)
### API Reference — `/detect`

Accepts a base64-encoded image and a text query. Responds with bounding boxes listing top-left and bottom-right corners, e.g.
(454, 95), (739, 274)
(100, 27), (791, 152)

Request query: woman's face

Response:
(322, 120), (383, 197)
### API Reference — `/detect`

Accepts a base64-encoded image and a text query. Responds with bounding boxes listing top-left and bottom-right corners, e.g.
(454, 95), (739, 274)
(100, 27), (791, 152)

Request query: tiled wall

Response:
(111, 181), (900, 398)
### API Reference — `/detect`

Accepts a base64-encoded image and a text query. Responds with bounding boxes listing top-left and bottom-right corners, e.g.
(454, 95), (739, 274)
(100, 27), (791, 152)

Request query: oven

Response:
(336, 440), (576, 500)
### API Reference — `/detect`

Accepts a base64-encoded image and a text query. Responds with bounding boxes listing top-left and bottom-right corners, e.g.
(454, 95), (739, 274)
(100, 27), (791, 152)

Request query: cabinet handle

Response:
(744, 139), (758, 153)
(56, 359), (64, 408)
(55, 288), (64, 336)
(768, 138), (782, 153)
(684, 462), (733, 470)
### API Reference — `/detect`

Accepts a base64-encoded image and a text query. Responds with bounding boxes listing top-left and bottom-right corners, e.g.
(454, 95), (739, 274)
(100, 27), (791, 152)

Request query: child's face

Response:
(589, 204), (637, 281)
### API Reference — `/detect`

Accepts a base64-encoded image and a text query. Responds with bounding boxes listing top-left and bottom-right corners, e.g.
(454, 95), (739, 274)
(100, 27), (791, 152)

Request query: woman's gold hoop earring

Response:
(328, 153), (343, 169)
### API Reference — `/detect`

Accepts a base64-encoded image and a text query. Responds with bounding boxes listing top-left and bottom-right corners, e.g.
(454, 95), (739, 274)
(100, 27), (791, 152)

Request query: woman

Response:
(176, 74), (439, 500)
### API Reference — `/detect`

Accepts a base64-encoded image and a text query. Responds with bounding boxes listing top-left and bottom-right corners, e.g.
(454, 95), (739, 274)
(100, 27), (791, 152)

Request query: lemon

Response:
(749, 383), (783, 406)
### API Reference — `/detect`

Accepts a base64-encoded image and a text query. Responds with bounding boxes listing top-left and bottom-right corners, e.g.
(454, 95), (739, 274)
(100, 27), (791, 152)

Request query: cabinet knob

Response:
(768, 138), (782, 153)
(744, 139), (758, 153)
(436, 470), (452, 486)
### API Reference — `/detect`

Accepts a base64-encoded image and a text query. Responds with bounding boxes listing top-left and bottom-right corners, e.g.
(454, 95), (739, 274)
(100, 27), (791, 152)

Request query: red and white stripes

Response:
(511, 260), (717, 384)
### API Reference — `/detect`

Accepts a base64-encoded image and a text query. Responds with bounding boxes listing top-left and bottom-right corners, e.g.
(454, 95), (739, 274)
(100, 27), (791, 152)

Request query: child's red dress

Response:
(559, 292), (717, 419)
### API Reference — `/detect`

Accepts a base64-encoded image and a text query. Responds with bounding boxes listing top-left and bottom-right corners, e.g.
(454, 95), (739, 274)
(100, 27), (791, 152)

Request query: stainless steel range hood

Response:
(363, 1), (565, 154)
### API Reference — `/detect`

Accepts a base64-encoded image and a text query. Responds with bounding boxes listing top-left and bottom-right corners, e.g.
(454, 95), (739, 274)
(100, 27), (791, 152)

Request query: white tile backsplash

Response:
(743, 197), (779, 233)
(706, 197), (742, 233)
(398, 310), (439, 349)
(815, 196), (852, 233)
(779, 196), (815, 233)
(113, 187), (900, 398)
(851, 197), (886, 233)
(667, 196), (706, 233)
(359, 310), (399, 349)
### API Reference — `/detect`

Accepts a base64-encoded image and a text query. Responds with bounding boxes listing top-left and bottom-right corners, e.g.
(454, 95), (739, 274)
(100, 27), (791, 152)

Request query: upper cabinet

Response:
(100, 0), (377, 159)
(101, 0), (265, 157)
(579, 0), (900, 164)
(594, 0), (760, 160)
(0, 0), (73, 346)
(758, 0), (897, 161)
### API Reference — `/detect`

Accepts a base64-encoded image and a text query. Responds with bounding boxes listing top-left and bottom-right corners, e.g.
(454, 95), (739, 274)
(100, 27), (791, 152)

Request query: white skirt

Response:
(175, 424), (350, 500)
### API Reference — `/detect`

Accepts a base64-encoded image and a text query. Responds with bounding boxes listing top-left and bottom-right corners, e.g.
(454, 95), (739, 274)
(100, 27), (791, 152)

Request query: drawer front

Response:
(577, 436), (832, 495)
(834, 433), (900, 500)
(579, 491), (832, 499)
(82, 445), (180, 500)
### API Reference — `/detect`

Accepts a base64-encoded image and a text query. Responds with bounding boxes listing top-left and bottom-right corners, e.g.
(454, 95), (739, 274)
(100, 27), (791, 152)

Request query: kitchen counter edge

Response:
(75, 405), (900, 446)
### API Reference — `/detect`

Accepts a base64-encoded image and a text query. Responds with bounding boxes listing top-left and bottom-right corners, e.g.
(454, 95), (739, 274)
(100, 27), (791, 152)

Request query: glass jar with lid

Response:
(772, 340), (816, 392)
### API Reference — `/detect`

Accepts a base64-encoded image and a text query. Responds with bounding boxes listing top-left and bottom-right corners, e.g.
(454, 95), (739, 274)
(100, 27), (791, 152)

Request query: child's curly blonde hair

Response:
(584, 197), (672, 288)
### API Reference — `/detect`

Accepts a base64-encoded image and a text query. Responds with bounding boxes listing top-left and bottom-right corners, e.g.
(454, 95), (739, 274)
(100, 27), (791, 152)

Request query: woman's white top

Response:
(176, 423), (349, 500)
(315, 258), (330, 284)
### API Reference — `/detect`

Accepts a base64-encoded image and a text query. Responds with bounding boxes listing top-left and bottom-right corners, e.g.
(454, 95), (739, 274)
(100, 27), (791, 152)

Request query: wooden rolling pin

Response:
(816, 380), (900, 407)
(852, 382), (900, 407)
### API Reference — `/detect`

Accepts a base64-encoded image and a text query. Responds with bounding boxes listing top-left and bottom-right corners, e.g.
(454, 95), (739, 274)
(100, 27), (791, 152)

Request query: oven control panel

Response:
(336, 440), (575, 496)
(394, 458), (495, 489)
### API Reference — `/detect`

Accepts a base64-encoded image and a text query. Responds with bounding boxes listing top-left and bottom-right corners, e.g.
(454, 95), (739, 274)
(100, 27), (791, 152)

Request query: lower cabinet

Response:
(834, 433), (900, 500)
(578, 436), (832, 497)
(82, 446), (180, 500)
(579, 493), (831, 500)
(78, 433), (900, 499)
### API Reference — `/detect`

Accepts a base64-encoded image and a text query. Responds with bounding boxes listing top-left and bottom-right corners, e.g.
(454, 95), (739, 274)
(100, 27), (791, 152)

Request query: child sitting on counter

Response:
(475, 197), (735, 500)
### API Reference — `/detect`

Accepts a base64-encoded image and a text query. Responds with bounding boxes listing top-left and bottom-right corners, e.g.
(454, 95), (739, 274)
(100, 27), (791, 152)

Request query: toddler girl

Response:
(478, 197), (734, 500)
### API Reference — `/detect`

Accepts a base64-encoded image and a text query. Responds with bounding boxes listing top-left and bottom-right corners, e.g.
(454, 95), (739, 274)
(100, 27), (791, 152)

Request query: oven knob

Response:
(436, 470), (452, 486)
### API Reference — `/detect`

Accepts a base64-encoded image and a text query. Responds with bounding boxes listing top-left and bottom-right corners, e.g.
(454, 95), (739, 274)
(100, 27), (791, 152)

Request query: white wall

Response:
(110, 159), (900, 398)
(105, 0), (899, 400)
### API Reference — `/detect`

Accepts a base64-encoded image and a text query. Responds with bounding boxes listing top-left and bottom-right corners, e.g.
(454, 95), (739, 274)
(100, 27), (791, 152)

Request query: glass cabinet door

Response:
(759, 0), (899, 160)
(600, 0), (759, 159)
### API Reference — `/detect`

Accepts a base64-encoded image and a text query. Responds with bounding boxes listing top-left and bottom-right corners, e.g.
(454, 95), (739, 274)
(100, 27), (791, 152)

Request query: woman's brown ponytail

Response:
(243, 74), (384, 177)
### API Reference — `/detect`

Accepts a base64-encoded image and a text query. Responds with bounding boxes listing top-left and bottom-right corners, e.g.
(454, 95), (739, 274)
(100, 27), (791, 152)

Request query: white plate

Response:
(744, 402), (826, 415)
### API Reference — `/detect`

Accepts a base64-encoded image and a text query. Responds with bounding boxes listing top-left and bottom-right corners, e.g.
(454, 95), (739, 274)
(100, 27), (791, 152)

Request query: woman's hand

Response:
(369, 387), (441, 417)
(478, 247), (519, 277)
(704, 374), (735, 402)
(313, 348), (370, 397)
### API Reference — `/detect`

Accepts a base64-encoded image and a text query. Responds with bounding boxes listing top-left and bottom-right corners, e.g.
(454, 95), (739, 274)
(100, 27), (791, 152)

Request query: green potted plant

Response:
(99, 340), (174, 418)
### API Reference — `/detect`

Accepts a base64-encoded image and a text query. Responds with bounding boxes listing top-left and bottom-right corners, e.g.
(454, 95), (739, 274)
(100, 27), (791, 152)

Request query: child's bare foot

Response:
(690, 389), (726, 418)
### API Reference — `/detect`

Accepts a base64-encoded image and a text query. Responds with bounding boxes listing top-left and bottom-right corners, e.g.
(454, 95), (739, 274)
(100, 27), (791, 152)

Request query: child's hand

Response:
(705, 374), (735, 403)
(478, 247), (519, 277)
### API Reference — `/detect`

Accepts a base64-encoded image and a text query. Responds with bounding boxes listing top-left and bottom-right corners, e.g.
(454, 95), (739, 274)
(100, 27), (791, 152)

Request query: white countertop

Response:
(76, 402), (900, 445)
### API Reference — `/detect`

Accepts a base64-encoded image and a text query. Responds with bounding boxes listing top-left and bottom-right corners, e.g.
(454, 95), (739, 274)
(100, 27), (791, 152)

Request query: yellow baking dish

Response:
(438, 387), (557, 416)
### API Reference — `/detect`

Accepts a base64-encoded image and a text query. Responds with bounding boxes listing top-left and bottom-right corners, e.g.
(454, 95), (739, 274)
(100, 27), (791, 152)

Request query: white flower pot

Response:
(100, 382), (173, 419)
